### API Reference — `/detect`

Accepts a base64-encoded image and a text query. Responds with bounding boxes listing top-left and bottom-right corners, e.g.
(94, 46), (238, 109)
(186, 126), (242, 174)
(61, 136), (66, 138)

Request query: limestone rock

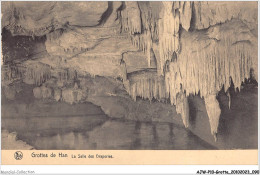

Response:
(204, 94), (221, 141)
(121, 2), (142, 34)
(43, 34), (138, 78)
(61, 88), (87, 104)
(54, 88), (62, 102)
(102, 2), (123, 27)
(122, 51), (154, 73)
(3, 86), (16, 100)
(62, 89), (76, 104)
(176, 92), (190, 128)
(33, 86), (53, 99)
(33, 87), (42, 99)
(40, 86), (52, 99)
(180, 2), (192, 31)
(193, 2), (257, 30)
(1, 130), (34, 150)
(2, 1), (109, 36)
(1, 1), (258, 141)
(23, 61), (52, 86)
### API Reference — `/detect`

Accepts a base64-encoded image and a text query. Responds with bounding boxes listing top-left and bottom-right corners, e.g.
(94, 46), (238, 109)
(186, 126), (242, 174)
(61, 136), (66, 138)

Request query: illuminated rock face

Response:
(2, 1), (108, 36)
(204, 95), (221, 141)
(118, 1), (257, 138)
(1, 1), (258, 141)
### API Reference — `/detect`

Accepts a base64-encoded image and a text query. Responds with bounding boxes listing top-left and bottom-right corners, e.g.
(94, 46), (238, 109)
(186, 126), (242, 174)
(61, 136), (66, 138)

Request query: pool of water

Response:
(2, 112), (216, 150)
(2, 83), (257, 150)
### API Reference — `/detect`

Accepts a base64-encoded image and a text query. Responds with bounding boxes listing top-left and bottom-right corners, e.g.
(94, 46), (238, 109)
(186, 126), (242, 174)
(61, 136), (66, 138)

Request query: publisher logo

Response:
(14, 151), (23, 160)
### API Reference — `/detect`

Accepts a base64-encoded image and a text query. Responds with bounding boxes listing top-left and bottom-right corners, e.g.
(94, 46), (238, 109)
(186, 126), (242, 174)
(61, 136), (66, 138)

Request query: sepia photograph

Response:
(1, 0), (258, 155)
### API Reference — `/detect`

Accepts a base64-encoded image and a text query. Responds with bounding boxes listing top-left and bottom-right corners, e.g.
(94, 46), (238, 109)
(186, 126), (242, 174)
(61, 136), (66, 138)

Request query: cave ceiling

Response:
(1, 1), (258, 139)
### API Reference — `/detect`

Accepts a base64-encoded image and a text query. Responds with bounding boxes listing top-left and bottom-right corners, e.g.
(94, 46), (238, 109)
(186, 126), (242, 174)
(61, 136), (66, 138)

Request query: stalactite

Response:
(127, 30), (254, 136)
(130, 78), (161, 102)
(150, 48), (157, 68)
(121, 1), (194, 75)
(121, 2), (160, 70)
(204, 95), (221, 142)
(57, 68), (77, 82)
(120, 1), (254, 137)
(158, 1), (180, 75)
(165, 38), (253, 103)
(2, 64), (25, 81)
(176, 91), (189, 128)
(179, 1), (192, 31)
(127, 70), (166, 102)
(137, 2), (160, 42)
(121, 2), (141, 35)
(25, 63), (51, 86)
(163, 35), (253, 138)
(130, 31), (153, 67)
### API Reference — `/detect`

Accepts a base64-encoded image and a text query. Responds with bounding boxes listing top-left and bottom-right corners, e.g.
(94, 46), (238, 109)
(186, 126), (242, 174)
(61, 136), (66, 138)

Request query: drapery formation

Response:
(120, 1), (257, 137)
(2, 1), (257, 140)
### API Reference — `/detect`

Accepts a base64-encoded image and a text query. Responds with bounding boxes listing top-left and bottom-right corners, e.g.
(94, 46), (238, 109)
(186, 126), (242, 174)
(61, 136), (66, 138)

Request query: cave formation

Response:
(1, 1), (258, 148)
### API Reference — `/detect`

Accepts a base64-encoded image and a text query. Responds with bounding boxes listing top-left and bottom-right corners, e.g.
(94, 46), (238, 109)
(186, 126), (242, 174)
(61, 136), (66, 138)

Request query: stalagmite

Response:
(204, 95), (221, 142)
(2, 1), (257, 142)
(61, 88), (86, 104)
(120, 59), (127, 81)
(41, 86), (53, 99)
(176, 91), (189, 128)
(33, 86), (53, 99)
(33, 87), (42, 99)
(62, 89), (77, 104)
(227, 91), (231, 109)
(127, 23), (254, 136)
(54, 88), (62, 101)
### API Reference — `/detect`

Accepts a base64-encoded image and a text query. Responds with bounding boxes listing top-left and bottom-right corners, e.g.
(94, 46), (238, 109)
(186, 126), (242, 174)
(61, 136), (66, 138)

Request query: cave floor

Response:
(1, 83), (258, 150)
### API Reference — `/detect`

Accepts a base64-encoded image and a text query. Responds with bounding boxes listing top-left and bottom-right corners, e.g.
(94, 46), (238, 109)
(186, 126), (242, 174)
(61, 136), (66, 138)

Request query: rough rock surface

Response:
(2, 1), (109, 35)
(1, 1), (258, 144)
(1, 130), (34, 150)
(193, 2), (258, 30)
(33, 86), (53, 99)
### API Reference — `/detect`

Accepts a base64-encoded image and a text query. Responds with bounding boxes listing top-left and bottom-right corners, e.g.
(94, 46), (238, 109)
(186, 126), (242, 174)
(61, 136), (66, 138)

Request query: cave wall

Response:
(1, 1), (258, 144)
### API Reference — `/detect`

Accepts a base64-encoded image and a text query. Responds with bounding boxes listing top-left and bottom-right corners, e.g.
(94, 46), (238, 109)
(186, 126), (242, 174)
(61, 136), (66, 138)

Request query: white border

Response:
(0, 0), (259, 174)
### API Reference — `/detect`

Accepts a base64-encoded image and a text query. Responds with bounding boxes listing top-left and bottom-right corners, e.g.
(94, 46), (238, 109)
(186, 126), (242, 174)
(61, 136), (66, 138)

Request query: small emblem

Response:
(14, 151), (23, 160)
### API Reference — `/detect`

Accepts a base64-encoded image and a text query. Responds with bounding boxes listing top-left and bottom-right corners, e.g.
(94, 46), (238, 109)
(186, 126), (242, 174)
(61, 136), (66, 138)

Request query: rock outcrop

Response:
(1, 130), (34, 150)
(2, 1), (108, 36)
(1, 1), (258, 142)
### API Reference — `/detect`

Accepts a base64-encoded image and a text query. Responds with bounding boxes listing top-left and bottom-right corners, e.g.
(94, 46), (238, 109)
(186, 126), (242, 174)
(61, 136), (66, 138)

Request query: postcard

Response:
(1, 1), (258, 173)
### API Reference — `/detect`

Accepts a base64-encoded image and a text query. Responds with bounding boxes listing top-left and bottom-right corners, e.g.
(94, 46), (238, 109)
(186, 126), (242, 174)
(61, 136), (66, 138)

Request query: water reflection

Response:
(2, 115), (216, 150)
